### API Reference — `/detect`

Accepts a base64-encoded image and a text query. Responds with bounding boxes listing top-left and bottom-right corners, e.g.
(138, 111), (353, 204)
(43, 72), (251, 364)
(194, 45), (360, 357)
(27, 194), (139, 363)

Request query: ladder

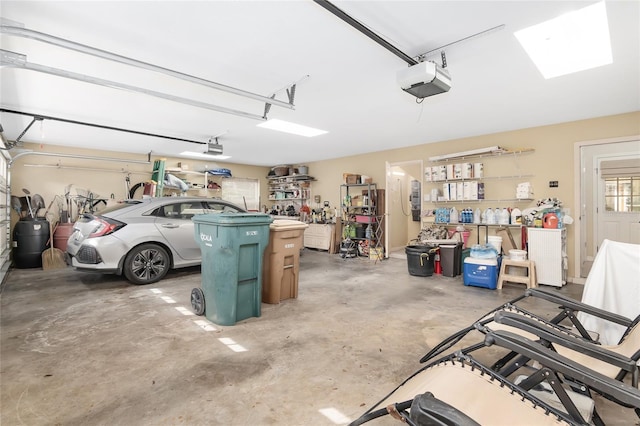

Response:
(151, 159), (166, 197)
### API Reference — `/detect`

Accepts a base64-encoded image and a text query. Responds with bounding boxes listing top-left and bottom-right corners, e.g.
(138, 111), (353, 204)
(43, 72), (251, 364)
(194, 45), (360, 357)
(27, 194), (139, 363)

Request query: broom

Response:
(42, 213), (67, 270)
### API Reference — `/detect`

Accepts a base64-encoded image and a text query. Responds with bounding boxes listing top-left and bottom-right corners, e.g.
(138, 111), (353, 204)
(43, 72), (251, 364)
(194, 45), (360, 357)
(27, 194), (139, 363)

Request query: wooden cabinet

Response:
(303, 223), (334, 251)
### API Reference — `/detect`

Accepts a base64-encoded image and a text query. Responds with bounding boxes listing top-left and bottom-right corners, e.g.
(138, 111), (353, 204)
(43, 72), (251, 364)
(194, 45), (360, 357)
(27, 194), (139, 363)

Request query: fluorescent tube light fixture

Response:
(515, 1), (612, 79)
(179, 151), (231, 160)
(257, 119), (328, 137)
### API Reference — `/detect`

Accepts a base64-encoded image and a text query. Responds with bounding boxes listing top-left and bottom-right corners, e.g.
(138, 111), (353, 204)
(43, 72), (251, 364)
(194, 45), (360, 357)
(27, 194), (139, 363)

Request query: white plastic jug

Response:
(511, 207), (522, 224)
(474, 208), (481, 224)
(498, 208), (510, 225)
(450, 207), (459, 224)
(485, 208), (495, 224)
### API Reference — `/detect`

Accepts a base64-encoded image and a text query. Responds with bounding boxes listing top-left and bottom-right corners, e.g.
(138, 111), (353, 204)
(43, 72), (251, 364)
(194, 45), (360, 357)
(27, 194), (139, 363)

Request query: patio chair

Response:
(349, 328), (640, 426)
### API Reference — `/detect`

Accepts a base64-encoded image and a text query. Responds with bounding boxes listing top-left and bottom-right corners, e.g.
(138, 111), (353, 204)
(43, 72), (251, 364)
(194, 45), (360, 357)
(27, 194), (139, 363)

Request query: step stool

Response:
(497, 259), (537, 289)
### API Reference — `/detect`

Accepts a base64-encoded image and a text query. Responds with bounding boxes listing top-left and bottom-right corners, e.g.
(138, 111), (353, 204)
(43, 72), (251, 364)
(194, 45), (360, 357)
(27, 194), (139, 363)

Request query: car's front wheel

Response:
(123, 243), (170, 285)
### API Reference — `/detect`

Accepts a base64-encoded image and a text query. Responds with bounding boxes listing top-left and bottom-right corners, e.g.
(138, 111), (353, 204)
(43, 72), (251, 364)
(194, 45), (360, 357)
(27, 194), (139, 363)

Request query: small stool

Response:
(497, 259), (537, 289)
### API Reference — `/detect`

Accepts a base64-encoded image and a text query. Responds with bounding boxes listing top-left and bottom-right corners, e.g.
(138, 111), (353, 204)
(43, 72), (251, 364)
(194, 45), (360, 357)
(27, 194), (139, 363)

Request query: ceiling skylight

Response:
(257, 119), (328, 137)
(515, 1), (612, 79)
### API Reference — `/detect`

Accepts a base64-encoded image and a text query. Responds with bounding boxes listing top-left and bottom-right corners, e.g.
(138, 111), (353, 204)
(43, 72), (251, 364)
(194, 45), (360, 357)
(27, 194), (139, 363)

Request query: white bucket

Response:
(509, 249), (528, 261)
(487, 236), (502, 254)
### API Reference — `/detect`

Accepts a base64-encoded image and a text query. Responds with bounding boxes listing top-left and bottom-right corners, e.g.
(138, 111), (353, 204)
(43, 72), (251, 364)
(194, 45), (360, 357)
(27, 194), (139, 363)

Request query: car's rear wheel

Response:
(123, 243), (170, 285)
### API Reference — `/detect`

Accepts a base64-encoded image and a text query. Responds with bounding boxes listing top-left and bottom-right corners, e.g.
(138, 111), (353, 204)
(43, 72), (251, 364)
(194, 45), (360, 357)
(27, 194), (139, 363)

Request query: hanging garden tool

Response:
(10, 195), (22, 218)
(41, 212), (67, 270)
(22, 188), (34, 218)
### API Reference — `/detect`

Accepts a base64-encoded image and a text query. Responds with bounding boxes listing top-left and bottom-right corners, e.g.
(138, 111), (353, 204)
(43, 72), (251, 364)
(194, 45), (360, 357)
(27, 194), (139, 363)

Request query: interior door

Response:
(580, 139), (640, 278)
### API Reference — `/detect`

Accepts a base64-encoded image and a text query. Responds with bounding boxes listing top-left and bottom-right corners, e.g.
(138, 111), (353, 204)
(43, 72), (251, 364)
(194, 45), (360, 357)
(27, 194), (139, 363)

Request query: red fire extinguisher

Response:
(434, 249), (442, 274)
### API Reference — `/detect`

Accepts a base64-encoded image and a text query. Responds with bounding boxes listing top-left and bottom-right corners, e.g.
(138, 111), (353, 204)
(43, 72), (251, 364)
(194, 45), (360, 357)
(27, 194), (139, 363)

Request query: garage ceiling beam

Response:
(0, 20), (295, 111)
(0, 49), (267, 121)
(1, 108), (208, 147)
(313, 0), (419, 66)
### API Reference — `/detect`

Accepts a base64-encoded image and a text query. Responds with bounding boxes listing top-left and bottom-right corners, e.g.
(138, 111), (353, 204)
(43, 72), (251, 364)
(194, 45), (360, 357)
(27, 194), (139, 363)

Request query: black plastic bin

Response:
(405, 245), (437, 277)
(12, 218), (50, 268)
(439, 243), (463, 277)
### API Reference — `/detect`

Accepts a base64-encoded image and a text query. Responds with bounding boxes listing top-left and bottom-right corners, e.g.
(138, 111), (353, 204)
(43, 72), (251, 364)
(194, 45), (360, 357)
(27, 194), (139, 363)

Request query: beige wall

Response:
(307, 111), (640, 280)
(10, 111), (640, 282)
(9, 144), (269, 227)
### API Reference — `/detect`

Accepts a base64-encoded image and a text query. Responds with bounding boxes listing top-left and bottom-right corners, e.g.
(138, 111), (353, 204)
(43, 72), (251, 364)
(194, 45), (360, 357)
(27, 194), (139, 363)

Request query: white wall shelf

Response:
(429, 174), (534, 183)
(431, 198), (534, 204)
(429, 148), (535, 163)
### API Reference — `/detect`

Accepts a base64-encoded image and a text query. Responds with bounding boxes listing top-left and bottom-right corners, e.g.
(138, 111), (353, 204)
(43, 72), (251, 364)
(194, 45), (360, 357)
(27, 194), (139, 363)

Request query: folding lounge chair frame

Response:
(420, 288), (640, 374)
(490, 311), (639, 387)
(350, 350), (578, 426)
(351, 329), (640, 426)
(524, 288), (640, 345)
(416, 288), (640, 424)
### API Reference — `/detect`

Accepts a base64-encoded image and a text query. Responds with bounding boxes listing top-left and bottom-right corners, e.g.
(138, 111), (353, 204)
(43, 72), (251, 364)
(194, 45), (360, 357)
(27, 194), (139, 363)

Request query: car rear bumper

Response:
(66, 234), (128, 272)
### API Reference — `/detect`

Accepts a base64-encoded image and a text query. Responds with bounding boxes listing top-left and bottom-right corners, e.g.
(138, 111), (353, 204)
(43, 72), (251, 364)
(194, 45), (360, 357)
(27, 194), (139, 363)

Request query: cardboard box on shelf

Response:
(344, 173), (361, 185)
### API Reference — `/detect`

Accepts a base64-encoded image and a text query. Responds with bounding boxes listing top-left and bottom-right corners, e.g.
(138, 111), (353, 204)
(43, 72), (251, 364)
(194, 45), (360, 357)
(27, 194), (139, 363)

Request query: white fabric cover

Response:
(577, 239), (640, 345)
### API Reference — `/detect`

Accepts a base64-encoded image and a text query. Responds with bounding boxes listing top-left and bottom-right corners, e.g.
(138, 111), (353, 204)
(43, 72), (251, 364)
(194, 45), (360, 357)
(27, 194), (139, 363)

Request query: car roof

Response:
(98, 197), (246, 218)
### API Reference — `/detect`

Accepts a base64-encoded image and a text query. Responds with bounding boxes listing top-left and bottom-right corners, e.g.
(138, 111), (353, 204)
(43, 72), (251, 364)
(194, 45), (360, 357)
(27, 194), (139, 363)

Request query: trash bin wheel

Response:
(191, 288), (205, 315)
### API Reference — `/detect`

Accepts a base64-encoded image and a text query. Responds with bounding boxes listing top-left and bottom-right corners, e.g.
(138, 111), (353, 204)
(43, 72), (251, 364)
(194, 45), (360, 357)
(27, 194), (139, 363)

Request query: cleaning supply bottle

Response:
(365, 224), (372, 239)
(474, 207), (481, 224)
(511, 207), (522, 224)
(450, 206), (458, 223)
(485, 208), (495, 224)
(499, 207), (509, 225)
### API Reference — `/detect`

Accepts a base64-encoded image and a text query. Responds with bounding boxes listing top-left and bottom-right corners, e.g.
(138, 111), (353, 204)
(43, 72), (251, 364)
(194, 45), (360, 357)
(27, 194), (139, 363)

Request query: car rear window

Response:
(97, 200), (142, 215)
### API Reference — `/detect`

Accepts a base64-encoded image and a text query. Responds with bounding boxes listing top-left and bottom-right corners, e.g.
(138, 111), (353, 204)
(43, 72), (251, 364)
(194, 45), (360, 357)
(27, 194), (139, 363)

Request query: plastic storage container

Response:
(463, 257), (499, 289)
(262, 220), (308, 304)
(439, 243), (463, 277)
(405, 245), (437, 276)
(53, 222), (75, 252)
(192, 213), (272, 325)
(487, 235), (503, 255)
(12, 219), (50, 268)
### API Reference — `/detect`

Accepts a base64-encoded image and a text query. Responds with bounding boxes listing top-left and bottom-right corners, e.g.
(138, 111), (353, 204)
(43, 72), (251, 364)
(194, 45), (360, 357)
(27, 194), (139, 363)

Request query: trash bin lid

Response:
(192, 212), (273, 225)
(269, 219), (309, 230)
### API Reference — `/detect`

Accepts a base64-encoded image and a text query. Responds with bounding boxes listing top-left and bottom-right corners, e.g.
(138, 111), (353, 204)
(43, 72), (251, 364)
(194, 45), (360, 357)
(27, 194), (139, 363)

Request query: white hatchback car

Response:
(66, 197), (245, 284)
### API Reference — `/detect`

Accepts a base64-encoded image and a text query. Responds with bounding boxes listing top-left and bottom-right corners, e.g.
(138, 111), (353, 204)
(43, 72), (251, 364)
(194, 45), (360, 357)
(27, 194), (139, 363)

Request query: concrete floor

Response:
(1, 250), (637, 425)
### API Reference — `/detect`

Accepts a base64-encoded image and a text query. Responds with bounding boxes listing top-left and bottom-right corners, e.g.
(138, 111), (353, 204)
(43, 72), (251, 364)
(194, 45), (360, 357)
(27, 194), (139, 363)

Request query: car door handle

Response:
(161, 224), (179, 229)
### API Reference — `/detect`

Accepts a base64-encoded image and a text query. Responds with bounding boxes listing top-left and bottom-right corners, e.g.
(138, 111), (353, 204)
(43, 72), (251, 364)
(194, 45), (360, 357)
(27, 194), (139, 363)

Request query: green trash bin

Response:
(192, 213), (273, 325)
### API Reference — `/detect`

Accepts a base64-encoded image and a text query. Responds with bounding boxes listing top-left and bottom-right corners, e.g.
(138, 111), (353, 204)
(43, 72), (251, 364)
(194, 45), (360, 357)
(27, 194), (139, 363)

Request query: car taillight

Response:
(88, 217), (125, 238)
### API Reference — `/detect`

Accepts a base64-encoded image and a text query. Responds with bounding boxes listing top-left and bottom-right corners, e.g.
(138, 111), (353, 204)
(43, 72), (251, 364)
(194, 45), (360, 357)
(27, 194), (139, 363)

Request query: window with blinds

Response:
(601, 158), (640, 212)
(604, 177), (640, 212)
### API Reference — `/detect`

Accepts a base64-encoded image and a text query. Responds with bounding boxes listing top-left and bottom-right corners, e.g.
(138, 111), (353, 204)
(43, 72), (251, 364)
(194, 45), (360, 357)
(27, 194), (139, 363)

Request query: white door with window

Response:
(596, 157), (640, 248)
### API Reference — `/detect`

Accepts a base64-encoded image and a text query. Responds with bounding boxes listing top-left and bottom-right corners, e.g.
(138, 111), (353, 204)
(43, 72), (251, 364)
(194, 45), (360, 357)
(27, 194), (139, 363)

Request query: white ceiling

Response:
(1, 1), (638, 167)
